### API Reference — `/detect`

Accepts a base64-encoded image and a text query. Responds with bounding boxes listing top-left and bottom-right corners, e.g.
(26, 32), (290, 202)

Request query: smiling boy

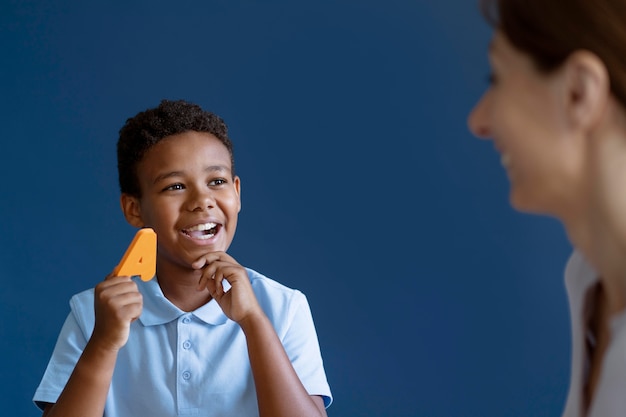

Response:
(33, 99), (332, 417)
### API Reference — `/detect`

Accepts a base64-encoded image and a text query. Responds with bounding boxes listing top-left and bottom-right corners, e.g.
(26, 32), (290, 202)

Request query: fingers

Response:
(197, 261), (238, 298)
(191, 252), (264, 323)
(93, 275), (143, 350)
(191, 251), (236, 270)
(194, 252), (240, 295)
(96, 277), (143, 317)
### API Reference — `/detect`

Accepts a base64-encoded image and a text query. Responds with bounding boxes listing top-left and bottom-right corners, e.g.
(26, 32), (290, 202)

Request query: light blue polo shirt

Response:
(34, 268), (332, 416)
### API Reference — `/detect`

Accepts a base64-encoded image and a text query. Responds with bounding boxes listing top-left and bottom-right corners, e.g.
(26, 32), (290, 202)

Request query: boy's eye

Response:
(209, 178), (227, 186)
(163, 183), (185, 191)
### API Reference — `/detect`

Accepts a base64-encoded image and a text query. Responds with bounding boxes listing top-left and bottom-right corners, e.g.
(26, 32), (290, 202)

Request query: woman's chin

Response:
(509, 187), (556, 217)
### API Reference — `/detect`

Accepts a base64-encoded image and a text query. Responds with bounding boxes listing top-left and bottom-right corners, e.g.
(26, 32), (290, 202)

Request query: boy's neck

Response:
(155, 261), (213, 312)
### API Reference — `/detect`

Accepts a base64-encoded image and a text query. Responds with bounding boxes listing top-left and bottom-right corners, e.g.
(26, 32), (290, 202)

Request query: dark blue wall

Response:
(1, 1), (573, 416)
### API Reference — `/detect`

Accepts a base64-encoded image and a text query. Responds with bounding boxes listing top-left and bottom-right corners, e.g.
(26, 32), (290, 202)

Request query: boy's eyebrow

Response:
(152, 165), (231, 184)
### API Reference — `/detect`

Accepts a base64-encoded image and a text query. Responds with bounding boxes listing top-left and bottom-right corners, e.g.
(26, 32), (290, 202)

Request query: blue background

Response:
(1, 1), (573, 416)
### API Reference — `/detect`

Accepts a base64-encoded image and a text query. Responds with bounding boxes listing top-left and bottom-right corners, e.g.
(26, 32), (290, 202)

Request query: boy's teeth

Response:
(186, 223), (217, 232)
(183, 222), (218, 240)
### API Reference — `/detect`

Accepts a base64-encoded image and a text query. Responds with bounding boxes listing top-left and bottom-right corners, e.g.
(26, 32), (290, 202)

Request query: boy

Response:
(33, 99), (332, 416)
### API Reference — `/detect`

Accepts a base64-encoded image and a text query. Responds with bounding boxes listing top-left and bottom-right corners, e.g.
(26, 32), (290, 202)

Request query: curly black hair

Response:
(117, 99), (235, 197)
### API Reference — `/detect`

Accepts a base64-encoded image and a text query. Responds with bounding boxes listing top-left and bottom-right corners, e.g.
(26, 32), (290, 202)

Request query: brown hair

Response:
(480, 0), (626, 107)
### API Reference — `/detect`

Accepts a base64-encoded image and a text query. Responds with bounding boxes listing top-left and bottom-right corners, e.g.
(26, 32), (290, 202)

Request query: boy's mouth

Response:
(181, 222), (220, 240)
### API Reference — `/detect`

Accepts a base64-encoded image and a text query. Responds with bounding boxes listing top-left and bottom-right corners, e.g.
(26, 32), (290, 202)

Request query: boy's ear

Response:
(562, 50), (609, 132)
(120, 193), (145, 228)
(234, 175), (242, 213)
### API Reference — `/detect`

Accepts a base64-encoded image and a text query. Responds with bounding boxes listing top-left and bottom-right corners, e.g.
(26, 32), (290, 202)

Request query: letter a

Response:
(113, 228), (157, 281)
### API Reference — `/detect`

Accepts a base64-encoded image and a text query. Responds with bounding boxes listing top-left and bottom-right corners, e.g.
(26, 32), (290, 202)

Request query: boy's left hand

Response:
(192, 252), (262, 323)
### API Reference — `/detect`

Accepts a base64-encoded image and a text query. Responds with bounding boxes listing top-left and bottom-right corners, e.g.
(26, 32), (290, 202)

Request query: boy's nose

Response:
(187, 188), (215, 211)
(467, 93), (492, 140)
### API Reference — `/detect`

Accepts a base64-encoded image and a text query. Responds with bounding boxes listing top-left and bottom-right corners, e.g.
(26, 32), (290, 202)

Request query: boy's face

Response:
(122, 131), (241, 270)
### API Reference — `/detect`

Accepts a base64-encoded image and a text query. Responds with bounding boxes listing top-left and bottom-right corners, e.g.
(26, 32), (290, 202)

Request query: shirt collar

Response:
(136, 277), (229, 326)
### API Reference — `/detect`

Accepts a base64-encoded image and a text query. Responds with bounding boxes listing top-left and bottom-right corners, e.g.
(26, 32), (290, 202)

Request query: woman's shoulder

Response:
(564, 249), (598, 294)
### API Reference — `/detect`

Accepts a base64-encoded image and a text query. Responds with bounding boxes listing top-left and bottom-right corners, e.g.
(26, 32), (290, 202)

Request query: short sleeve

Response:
(32, 310), (89, 410)
(282, 292), (333, 407)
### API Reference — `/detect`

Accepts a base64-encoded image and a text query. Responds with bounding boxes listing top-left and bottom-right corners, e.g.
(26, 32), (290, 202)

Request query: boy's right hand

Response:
(91, 274), (143, 351)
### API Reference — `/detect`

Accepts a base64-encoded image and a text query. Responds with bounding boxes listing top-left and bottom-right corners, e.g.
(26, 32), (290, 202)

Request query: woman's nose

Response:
(467, 92), (492, 140)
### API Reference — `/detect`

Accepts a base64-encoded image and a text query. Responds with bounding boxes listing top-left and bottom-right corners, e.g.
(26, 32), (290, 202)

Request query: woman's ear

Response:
(120, 193), (145, 228)
(562, 50), (610, 131)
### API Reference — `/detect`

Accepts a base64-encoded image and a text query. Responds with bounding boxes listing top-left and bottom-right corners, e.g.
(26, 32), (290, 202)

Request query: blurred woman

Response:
(468, 0), (626, 416)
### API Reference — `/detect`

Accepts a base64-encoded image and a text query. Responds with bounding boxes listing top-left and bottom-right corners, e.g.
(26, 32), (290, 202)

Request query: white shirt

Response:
(562, 251), (626, 417)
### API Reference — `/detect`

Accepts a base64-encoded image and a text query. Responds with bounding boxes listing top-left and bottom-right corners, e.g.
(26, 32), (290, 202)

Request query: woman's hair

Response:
(117, 99), (234, 197)
(480, 0), (626, 107)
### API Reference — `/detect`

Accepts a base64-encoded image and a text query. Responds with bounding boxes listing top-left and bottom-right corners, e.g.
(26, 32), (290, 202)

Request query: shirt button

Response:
(183, 340), (191, 350)
(182, 371), (191, 380)
(182, 317), (191, 324)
